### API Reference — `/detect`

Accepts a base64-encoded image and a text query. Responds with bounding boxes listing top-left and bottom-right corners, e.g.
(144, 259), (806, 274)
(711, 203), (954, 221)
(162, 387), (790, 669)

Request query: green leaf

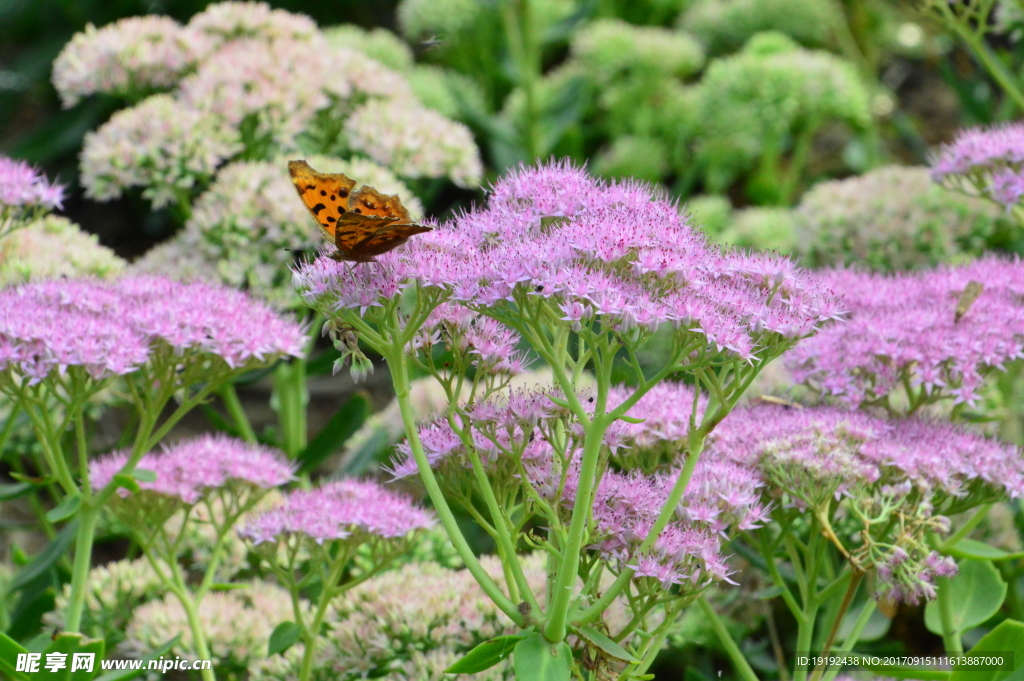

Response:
(838, 605), (891, 643)
(296, 394), (369, 475)
(131, 469), (156, 483)
(751, 585), (784, 600)
(444, 634), (527, 673)
(0, 482), (34, 501)
(950, 539), (1024, 561)
(43, 633), (102, 681)
(67, 636), (105, 681)
(0, 631), (30, 681)
(46, 495), (82, 523)
(925, 559), (1007, 636)
(111, 474), (140, 494)
(10, 518), (78, 591)
(268, 622), (301, 656)
(94, 635), (181, 681)
(574, 626), (639, 664)
(949, 619), (1024, 681)
(10, 473), (54, 486)
(514, 633), (573, 681)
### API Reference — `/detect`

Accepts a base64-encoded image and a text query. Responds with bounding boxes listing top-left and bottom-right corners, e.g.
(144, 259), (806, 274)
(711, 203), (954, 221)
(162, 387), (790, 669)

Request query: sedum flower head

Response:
(711, 404), (1023, 600)
(0, 155), (65, 220)
(128, 236), (218, 284)
(717, 206), (798, 253)
(251, 555), (542, 680)
(931, 122), (1024, 209)
(0, 276), (304, 383)
(46, 557), (164, 644)
(296, 161), (840, 363)
(123, 581), (296, 672)
(238, 479), (434, 545)
(679, 0), (837, 55)
(787, 257), (1024, 407)
(796, 166), (1005, 271)
(79, 94), (242, 208)
(322, 25), (415, 72)
(692, 32), (871, 192)
(571, 19), (705, 81)
(90, 434), (294, 505)
(187, 1), (318, 47)
(344, 98), (483, 187)
(593, 135), (670, 183)
(165, 156), (421, 308)
(178, 37), (332, 147)
(0, 215), (125, 285)
(51, 16), (210, 108)
(406, 65), (488, 121)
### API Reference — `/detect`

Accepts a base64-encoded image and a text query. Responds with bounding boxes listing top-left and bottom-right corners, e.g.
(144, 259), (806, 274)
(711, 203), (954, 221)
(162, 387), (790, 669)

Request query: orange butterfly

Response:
(288, 160), (432, 262)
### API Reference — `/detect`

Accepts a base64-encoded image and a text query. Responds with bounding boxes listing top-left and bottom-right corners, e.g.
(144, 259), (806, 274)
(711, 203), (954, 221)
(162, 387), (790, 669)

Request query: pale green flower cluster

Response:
(794, 166), (1006, 271)
(46, 558), (164, 644)
(69, 2), (482, 214)
(679, 0), (837, 55)
(0, 215), (125, 285)
(252, 555), (544, 681)
(718, 206), (799, 253)
(130, 155), (421, 308)
(122, 581), (296, 675)
(692, 32), (871, 194)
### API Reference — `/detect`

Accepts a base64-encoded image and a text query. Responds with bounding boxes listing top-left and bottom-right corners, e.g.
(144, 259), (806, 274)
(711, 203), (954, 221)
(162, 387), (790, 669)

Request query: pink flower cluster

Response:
(0, 155), (65, 210)
(787, 258), (1024, 405)
(411, 303), (528, 375)
(90, 434), (294, 503)
(390, 381), (768, 589)
(932, 122), (1024, 208)
(708, 404), (1024, 500)
(238, 479), (434, 544)
(296, 162), (840, 360)
(566, 458), (767, 588)
(0, 276), (304, 383)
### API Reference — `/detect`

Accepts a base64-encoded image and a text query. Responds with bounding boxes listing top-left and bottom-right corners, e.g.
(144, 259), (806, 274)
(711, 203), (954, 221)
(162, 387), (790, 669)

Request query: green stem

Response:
(63, 506), (99, 633)
(809, 570), (864, 681)
(936, 575), (964, 653)
(940, 503), (992, 552)
(574, 432), (705, 625)
(175, 586), (217, 681)
(219, 384), (257, 443)
(821, 599), (877, 681)
(949, 19), (1024, 112)
(387, 343), (522, 626)
(297, 554), (348, 681)
(545, 415), (610, 642)
(698, 595), (761, 681)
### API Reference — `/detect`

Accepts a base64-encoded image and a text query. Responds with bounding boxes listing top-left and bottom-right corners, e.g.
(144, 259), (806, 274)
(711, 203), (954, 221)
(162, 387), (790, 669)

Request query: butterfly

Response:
(288, 160), (432, 262)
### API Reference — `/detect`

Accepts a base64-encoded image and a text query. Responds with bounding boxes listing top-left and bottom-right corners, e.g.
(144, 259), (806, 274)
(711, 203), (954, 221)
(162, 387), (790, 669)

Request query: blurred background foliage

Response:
(5, 0), (1024, 677)
(6, 0), (1024, 262)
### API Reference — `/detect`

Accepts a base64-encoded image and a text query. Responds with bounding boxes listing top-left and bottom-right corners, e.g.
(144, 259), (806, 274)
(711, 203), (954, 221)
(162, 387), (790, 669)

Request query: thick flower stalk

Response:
(787, 257), (1024, 410)
(0, 155), (65, 239)
(239, 479), (434, 681)
(89, 435), (293, 681)
(294, 161), (839, 678)
(0, 276), (303, 635)
(709, 403), (1024, 681)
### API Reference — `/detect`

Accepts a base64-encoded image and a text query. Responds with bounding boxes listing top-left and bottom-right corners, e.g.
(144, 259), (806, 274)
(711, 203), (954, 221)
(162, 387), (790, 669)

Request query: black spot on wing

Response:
(305, 184), (315, 190)
(311, 203), (326, 215)
(327, 216), (336, 222)
(320, 190), (327, 196)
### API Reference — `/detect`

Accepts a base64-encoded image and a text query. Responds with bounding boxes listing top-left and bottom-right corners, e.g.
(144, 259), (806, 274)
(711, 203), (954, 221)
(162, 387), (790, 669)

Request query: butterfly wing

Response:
(288, 160), (357, 241)
(331, 185), (432, 261)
